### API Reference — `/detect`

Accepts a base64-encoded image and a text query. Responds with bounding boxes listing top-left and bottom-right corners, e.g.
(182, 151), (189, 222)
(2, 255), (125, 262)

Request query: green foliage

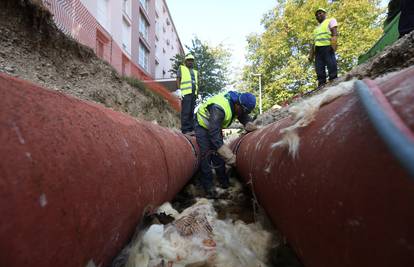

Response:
(170, 37), (231, 98)
(243, 0), (384, 109)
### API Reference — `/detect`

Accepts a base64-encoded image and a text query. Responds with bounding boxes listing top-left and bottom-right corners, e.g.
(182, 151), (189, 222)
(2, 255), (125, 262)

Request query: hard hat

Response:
(315, 7), (327, 14)
(185, 54), (195, 60)
(239, 93), (256, 113)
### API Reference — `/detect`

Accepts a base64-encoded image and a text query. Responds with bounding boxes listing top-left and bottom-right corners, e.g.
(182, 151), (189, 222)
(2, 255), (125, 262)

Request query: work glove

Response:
(173, 89), (182, 100)
(244, 122), (258, 132)
(217, 144), (236, 166)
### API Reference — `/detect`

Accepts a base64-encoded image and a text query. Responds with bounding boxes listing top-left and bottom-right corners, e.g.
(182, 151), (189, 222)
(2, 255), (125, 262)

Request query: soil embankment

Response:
(0, 0), (179, 128)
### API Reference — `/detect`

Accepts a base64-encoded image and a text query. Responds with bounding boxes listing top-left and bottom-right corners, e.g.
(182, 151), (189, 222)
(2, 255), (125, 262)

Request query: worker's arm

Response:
(207, 104), (226, 150)
(176, 78), (180, 89)
(176, 66), (181, 89)
(208, 104), (237, 165)
(331, 26), (338, 51)
(238, 112), (252, 126)
(238, 113), (257, 132)
(308, 44), (315, 62)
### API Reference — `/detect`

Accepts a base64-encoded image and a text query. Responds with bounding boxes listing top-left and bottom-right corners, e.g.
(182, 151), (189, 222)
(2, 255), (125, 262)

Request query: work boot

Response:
(218, 178), (230, 189)
(205, 188), (217, 199)
(184, 131), (195, 136)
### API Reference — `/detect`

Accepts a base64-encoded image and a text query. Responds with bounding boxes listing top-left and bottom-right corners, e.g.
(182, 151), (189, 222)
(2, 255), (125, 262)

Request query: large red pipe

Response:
(0, 73), (198, 267)
(234, 67), (414, 267)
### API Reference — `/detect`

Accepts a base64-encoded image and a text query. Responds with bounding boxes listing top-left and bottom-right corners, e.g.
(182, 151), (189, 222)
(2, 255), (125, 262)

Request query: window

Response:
(139, 42), (149, 71)
(97, 0), (109, 30)
(96, 39), (104, 59)
(155, 20), (161, 38)
(139, 14), (149, 40)
(122, 18), (131, 55)
(140, 0), (148, 11)
(122, 0), (131, 18)
(122, 55), (129, 76)
(155, 0), (162, 15)
(96, 30), (109, 60)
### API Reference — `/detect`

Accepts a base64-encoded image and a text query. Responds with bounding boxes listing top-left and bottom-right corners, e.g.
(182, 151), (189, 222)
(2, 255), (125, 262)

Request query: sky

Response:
(166, 0), (389, 79)
(166, 0), (276, 77)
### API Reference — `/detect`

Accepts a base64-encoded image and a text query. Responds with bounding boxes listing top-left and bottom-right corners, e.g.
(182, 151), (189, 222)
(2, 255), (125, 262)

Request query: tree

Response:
(242, 0), (384, 110)
(170, 37), (231, 98)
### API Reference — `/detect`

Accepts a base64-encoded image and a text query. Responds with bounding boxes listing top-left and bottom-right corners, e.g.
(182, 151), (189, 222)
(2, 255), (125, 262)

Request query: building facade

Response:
(42, 0), (183, 81)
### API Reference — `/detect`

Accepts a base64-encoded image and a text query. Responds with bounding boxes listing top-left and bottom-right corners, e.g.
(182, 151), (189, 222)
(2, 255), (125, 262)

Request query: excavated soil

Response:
(0, 0), (179, 128)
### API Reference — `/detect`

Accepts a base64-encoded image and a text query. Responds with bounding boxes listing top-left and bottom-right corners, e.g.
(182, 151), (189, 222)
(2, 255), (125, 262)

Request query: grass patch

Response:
(122, 76), (178, 115)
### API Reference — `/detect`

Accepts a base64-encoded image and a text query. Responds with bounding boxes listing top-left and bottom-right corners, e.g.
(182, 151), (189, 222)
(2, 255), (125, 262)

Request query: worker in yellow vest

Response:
(309, 7), (338, 89)
(176, 54), (199, 134)
(195, 91), (257, 198)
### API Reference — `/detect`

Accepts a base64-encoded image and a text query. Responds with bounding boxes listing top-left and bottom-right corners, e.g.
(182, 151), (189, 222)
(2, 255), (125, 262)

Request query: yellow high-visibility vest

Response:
(314, 18), (333, 47)
(179, 65), (198, 96)
(197, 93), (233, 129)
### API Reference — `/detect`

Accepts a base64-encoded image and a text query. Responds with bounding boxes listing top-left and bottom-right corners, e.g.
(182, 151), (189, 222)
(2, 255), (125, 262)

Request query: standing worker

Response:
(195, 91), (257, 198)
(399, 0), (414, 38)
(309, 7), (338, 89)
(176, 54), (199, 135)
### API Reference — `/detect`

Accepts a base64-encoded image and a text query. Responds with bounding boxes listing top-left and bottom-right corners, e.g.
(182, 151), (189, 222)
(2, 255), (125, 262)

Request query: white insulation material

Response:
(126, 198), (275, 267)
(272, 80), (356, 158)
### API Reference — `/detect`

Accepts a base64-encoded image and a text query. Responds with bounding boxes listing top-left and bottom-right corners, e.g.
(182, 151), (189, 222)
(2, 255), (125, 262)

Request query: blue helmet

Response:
(239, 93), (256, 113)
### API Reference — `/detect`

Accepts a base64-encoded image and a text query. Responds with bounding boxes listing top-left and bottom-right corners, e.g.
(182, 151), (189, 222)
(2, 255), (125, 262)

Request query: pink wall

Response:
(42, 0), (180, 111)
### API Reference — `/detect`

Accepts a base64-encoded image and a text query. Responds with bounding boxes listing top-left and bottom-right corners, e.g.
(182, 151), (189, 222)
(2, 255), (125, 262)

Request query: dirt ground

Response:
(0, 0), (179, 128)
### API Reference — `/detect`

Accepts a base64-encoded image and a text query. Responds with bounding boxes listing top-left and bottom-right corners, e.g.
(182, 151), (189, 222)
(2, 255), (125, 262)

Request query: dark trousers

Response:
(195, 124), (228, 192)
(315, 45), (338, 87)
(399, 0), (414, 38)
(181, 93), (196, 134)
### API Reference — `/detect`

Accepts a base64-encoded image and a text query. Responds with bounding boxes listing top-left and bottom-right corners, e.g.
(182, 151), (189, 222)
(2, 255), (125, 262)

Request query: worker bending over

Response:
(195, 91), (257, 198)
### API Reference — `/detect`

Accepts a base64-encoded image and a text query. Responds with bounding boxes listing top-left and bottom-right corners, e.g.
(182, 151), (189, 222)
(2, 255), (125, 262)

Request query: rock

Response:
(36, 74), (45, 82)
(5, 66), (15, 73)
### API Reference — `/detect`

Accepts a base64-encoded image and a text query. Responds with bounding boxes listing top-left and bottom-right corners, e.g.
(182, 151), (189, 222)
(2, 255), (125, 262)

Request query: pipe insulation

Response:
(0, 73), (199, 267)
(233, 66), (414, 267)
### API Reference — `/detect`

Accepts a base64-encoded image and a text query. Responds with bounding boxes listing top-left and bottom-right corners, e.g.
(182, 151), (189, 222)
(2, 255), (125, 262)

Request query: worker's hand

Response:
(173, 89), (182, 100)
(244, 122), (258, 132)
(217, 144), (236, 166)
(331, 36), (338, 52)
(197, 94), (202, 102)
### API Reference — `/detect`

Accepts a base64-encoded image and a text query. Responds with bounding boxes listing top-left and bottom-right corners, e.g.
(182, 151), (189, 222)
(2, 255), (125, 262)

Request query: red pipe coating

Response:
(0, 73), (198, 267)
(234, 67), (414, 267)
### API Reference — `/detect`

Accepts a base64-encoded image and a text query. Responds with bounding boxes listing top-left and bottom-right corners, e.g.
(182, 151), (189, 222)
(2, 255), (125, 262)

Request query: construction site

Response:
(0, 1), (413, 267)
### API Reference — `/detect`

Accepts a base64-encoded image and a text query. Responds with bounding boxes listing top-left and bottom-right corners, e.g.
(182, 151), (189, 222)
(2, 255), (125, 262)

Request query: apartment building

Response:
(42, 0), (183, 82)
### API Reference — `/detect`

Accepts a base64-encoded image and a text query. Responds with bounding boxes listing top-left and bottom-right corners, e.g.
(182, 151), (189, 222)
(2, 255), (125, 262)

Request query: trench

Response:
(1, 63), (414, 267)
(111, 169), (304, 267)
